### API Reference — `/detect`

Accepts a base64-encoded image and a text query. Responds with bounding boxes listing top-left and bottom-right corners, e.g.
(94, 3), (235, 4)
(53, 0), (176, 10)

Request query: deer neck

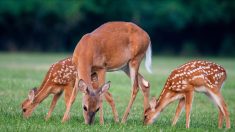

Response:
(77, 67), (93, 89)
(33, 71), (53, 104)
(155, 80), (183, 113)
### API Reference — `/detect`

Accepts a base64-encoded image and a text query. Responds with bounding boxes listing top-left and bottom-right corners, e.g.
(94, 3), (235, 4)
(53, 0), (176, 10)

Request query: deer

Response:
(62, 21), (152, 125)
(144, 60), (230, 128)
(21, 57), (119, 123)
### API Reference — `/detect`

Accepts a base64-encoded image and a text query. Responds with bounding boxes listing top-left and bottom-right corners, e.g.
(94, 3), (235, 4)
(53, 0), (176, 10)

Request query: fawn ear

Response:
(78, 79), (89, 94)
(28, 88), (37, 102)
(149, 97), (157, 109)
(97, 81), (111, 95)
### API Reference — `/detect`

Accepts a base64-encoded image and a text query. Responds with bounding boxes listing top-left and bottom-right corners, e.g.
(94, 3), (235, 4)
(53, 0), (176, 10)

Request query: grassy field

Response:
(0, 53), (234, 131)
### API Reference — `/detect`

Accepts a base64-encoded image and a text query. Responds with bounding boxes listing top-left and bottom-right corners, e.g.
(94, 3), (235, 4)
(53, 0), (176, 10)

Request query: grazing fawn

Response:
(67, 21), (151, 124)
(144, 60), (230, 128)
(21, 57), (119, 123)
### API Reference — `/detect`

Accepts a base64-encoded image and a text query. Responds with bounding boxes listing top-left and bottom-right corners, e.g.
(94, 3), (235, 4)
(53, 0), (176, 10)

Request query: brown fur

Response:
(21, 57), (119, 123)
(144, 60), (230, 128)
(69, 22), (151, 124)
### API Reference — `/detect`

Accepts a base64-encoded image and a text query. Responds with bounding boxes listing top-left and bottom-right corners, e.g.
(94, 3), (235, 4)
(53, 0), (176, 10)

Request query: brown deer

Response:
(64, 22), (152, 124)
(21, 57), (119, 123)
(144, 60), (230, 128)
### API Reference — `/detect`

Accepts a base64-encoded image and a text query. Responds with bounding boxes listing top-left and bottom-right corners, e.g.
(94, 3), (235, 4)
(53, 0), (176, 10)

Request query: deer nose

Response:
(89, 112), (95, 117)
(88, 112), (95, 125)
(143, 115), (148, 125)
(88, 121), (92, 125)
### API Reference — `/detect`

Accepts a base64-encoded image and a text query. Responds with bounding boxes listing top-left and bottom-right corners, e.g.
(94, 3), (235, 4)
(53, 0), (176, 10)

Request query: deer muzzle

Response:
(87, 112), (96, 125)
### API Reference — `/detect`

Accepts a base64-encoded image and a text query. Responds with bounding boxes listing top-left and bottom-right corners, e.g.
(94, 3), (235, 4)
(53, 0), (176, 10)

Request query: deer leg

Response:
(172, 98), (185, 126)
(99, 98), (104, 125)
(218, 108), (224, 128)
(137, 74), (150, 120)
(205, 91), (224, 128)
(123, 68), (150, 113)
(45, 91), (63, 120)
(104, 91), (119, 122)
(121, 60), (140, 123)
(138, 74), (150, 112)
(62, 81), (78, 123)
(96, 69), (106, 125)
(208, 91), (230, 128)
(217, 94), (230, 129)
(185, 91), (194, 128)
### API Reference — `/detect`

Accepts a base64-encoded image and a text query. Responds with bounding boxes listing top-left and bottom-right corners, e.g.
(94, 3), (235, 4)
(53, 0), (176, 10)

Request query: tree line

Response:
(0, 0), (234, 56)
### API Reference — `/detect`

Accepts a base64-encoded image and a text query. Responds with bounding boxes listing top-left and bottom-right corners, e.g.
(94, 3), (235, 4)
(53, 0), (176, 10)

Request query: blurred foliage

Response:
(0, 0), (234, 56)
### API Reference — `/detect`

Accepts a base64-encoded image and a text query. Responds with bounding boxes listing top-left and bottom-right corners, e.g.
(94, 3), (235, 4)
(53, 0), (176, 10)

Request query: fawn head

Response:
(21, 87), (38, 118)
(144, 97), (158, 125)
(78, 79), (111, 125)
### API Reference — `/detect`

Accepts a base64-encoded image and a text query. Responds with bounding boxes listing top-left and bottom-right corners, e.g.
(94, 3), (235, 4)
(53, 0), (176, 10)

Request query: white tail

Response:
(145, 43), (152, 73)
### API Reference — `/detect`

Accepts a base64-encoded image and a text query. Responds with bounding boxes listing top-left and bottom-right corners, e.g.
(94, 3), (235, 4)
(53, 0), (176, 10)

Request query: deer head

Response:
(144, 97), (159, 124)
(144, 90), (181, 125)
(78, 79), (111, 125)
(21, 87), (38, 118)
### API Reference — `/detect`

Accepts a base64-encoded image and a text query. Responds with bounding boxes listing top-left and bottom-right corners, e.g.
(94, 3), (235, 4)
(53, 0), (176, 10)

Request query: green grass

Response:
(0, 52), (234, 131)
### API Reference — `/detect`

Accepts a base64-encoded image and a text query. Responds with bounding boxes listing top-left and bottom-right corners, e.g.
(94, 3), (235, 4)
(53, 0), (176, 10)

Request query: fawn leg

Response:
(185, 91), (194, 128)
(45, 91), (63, 120)
(62, 81), (78, 122)
(208, 90), (230, 128)
(172, 98), (185, 126)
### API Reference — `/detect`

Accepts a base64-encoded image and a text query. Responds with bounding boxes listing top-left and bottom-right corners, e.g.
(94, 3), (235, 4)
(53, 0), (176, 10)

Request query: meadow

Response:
(0, 53), (234, 131)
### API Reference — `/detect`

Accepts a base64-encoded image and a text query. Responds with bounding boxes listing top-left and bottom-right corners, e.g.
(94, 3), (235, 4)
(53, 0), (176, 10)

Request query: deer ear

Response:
(97, 81), (111, 95)
(78, 79), (89, 94)
(149, 97), (157, 109)
(28, 88), (37, 102)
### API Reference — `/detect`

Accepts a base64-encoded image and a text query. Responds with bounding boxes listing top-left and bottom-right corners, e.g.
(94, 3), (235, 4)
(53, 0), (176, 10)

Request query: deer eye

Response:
(144, 115), (147, 119)
(23, 108), (26, 112)
(96, 107), (100, 112)
(83, 106), (87, 111)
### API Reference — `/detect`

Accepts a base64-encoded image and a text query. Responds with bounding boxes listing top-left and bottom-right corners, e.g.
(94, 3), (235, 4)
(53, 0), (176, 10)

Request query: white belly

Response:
(107, 63), (128, 72)
(195, 86), (207, 92)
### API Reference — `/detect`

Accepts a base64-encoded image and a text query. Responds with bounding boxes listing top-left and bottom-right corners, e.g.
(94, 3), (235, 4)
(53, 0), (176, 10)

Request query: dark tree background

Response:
(0, 0), (235, 56)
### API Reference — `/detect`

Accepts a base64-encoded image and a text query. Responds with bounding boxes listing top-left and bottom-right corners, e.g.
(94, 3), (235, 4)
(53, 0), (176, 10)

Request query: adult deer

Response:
(21, 57), (119, 123)
(65, 22), (152, 124)
(144, 60), (230, 128)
